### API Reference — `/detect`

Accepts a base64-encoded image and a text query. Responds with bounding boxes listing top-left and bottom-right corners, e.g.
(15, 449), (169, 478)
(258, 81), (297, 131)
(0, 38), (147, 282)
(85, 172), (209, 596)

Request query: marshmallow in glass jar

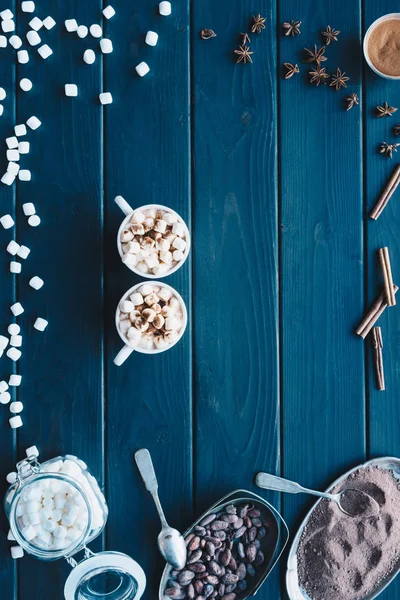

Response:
(4, 449), (146, 600)
(115, 197), (190, 278)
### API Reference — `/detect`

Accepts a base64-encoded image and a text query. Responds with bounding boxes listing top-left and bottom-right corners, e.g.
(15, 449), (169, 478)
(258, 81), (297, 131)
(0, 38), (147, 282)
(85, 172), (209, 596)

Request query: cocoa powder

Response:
(297, 466), (400, 599)
(368, 19), (400, 77)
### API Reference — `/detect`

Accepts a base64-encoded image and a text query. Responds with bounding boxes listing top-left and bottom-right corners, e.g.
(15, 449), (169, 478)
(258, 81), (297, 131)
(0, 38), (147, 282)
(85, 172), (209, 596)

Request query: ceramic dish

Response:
(286, 456), (400, 600)
(363, 14), (400, 80)
(159, 489), (289, 599)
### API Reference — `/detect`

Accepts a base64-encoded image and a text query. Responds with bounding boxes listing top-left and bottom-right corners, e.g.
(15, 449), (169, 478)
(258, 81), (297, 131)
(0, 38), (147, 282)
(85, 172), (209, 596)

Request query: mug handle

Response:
(114, 344), (135, 366)
(114, 195), (133, 217)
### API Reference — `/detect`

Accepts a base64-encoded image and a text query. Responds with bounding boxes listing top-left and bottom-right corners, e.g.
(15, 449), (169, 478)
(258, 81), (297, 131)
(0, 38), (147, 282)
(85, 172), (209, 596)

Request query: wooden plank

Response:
(192, 2), (281, 597)
(14, 1), (104, 596)
(279, 0), (366, 542)
(104, 0), (192, 595)
(364, 2), (400, 598)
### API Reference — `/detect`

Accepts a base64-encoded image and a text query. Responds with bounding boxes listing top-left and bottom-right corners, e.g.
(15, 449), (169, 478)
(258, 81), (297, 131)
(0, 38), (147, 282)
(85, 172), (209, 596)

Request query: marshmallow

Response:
(2, 19), (15, 33)
(7, 529), (15, 540)
(19, 170), (31, 181)
(1, 214), (14, 229)
(136, 261), (149, 273)
(139, 284), (154, 296)
(26, 30), (41, 46)
(100, 38), (113, 53)
(10, 334), (22, 347)
(34, 317), (48, 331)
(8, 324), (20, 335)
(43, 519), (56, 532)
(173, 249), (184, 261)
(127, 327), (141, 344)
(25, 445), (39, 458)
(38, 44), (52, 59)
(11, 302), (24, 316)
(145, 254), (159, 269)
(9, 35), (22, 48)
(123, 240), (140, 254)
(29, 16), (42, 30)
(103, 5), (115, 19)
(9, 374), (22, 386)
(136, 61), (150, 77)
(65, 19), (78, 32)
(90, 24), (102, 38)
(7, 347), (21, 361)
(0, 35), (6, 47)
(130, 292), (143, 306)
(10, 546), (24, 559)
(15, 124), (27, 137)
(0, 336), (8, 350)
(28, 215), (40, 227)
(29, 276), (44, 290)
(1, 171), (15, 186)
(7, 149), (19, 162)
(172, 236), (186, 251)
(17, 245), (30, 259)
(65, 84), (78, 97)
(120, 300), (134, 313)
(6, 472), (17, 484)
(99, 92), (113, 105)
(0, 380), (8, 392)
(10, 401), (23, 414)
(172, 221), (185, 236)
(0, 9), (13, 19)
(53, 525), (67, 539)
(77, 25), (88, 38)
(0, 104), (3, 116)
(6, 136), (18, 149)
(22, 525), (36, 541)
(83, 49), (95, 64)
(18, 141), (30, 153)
(43, 16), (56, 30)
(7, 162), (20, 175)
(9, 415), (22, 428)
(121, 253), (137, 268)
(17, 50), (29, 64)
(22, 2), (35, 12)
(10, 261), (21, 274)
(23, 202), (36, 216)
(145, 31), (158, 46)
(27, 115), (41, 129)
(159, 1), (172, 15)
(0, 391), (11, 404)
(7, 241), (20, 256)
(20, 78), (33, 92)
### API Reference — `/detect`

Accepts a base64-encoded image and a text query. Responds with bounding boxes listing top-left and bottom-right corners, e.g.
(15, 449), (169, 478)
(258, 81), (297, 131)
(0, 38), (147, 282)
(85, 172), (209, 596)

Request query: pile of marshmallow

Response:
(120, 207), (188, 276)
(118, 283), (184, 350)
(7, 454), (105, 557)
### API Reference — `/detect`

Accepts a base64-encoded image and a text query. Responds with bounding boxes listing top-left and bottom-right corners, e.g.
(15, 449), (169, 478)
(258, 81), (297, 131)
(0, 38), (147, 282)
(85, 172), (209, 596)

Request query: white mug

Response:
(115, 196), (191, 278)
(113, 281), (188, 366)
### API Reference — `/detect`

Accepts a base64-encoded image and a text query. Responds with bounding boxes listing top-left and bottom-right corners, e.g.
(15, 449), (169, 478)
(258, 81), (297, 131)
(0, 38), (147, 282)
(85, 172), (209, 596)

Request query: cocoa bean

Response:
(237, 542), (245, 558)
(239, 504), (249, 518)
(237, 579), (247, 591)
(214, 530), (226, 540)
(222, 573), (239, 585)
(254, 539), (261, 549)
(187, 583), (195, 599)
(221, 548), (231, 566)
(196, 572), (208, 580)
(246, 543), (257, 563)
(165, 588), (185, 599)
(252, 517), (263, 527)
(248, 526), (257, 542)
(257, 527), (267, 539)
(218, 583), (225, 597)
(195, 526), (207, 536)
(205, 542), (216, 556)
(208, 561), (221, 577)
(220, 514), (237, 524)
(178, 571), (195, 585)
(210, 520), (228, 531)
(225, 583), (237, 593)
(200, 539), (206, 548)
(222, 592), (237, 599)
(254, 550), (265, 566)
(188, 562), (206, 573)
(228, 556), (237, 571)
(248, 508), (260, 518)
(246, 563), (256, 576)
(196, 597), (205, 600)
(233, 525), (246, 539)
(204, 584), (214, 598)
(185, 533), (195, 546)
(194, 580), (204, 594)
(225, 504), (237, 514)
(206, 575), (219, 585)
(188, 550), (202, 564)
(199, 514), (217, 527)
(236, 563), (246, 580)
(188, 536), (201, 551)
(232, 517), (243, 529)
(243, 516), (252, 528)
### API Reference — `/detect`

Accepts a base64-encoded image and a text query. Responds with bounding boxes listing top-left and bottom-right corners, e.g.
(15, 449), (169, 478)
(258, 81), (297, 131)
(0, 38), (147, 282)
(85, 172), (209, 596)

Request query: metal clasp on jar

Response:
(14, 456), (42, 489)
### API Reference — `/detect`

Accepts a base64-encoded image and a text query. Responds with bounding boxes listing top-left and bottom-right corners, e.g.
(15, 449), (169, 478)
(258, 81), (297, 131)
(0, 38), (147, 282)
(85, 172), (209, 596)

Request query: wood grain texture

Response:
(104, 1), (193, 596)
(192, 1), (281, 597)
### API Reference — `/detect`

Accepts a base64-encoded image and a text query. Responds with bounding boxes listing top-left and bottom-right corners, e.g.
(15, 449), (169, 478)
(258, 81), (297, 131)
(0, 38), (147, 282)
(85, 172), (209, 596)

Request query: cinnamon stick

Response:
(370, 164), (400, 220)
(379, 247), (396, 306)
(371, 327), (385, 391)
(355, 284), (398, 338)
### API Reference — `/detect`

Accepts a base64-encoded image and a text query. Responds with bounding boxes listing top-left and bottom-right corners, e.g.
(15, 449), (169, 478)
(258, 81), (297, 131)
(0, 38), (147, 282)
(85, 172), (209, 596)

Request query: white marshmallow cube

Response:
(145, 31), (158, 46)
(26, 30), (40, 46)
(0, 35), (6, 47)
(17, 50), (29, 64)
(65, 84), (78, 97)
(65, 18), (77, 32)
(10, 401), (23, 413)
(127, 327), (141, 344)
(0, 9), (13, 19)
(83, 49), (95, 64)
(99, 92), (113, 105)
(9, 374), (22, 386)
(19, 170), (31, 181)
(0, 380), (8, 392)
(77, 25), (88, 38)
(10, 335), (22, 347)
(0, 335), (8, 350)
(135, 61), (150, 77)
(9, 35), (22, 49)
(29, 16), (42, 30)
(22, 2), (35, 13)
(130, 292), (144, 306)
(43, 16), (56, 30)
(15, 124), (27, 137)
(7, 241), (20, 256)
(1, 172), (15, 185)
(121, 253), (137, 268)
(103, 5), (115, 19)
(100, 38), (113, 53)
(7, 149), (19, 162)
(9, 415), (22, 428)
(17, 245), (30, 259)
(7, 529), (15, 541)
(0, 88), (5, 103)
(20, 78), (33, 91)
(1, 214), (14, 229)
(10, 261), (21, 274)
(2, 19), (15, 33)
(30, 276), (44, 290)
(27, 115), (41, 129)
(34, 317), (48, 331)
(6, 136), (18, 149)
(22, 525), (36, 541)
(19, 141), (29, 154)
(90, 24), (102, 38)
(10, 546), (24, 559)
(11, 302), (24, 316)
(6, 471), (16, 483)
(28, 215), (40, 226)
(23, 202), (36, 216)
(7, 347), (21, 361)
(8, 323), (20, 335)
(38, 44), (52, 59)
(120, 300), (134, 313)
(0, 391), (11, 404)
(53, 525), (67, 539)
(7, 162), (20, 175)
(43, 519), (56, 532)
(159, 1), (172, 15)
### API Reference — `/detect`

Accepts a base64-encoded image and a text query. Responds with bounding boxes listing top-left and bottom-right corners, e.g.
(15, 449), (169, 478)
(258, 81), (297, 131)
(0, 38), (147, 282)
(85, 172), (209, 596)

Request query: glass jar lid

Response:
(64, 551), (146, 600)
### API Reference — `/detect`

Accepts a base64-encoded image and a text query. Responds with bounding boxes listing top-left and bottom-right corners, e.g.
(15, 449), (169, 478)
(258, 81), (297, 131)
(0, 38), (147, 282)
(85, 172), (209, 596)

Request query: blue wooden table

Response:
(1, 0), (400, 598)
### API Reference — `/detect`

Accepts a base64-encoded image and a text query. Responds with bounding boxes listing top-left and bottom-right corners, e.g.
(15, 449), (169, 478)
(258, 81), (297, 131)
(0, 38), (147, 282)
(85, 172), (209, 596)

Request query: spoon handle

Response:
(256, 472), (335, 502)
(134, 448), (169, 528)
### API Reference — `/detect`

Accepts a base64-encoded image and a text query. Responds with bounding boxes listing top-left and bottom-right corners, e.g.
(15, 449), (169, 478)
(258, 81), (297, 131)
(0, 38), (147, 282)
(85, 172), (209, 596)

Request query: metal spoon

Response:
(134, 449), (187, 569)
(256, 472), (380, 517)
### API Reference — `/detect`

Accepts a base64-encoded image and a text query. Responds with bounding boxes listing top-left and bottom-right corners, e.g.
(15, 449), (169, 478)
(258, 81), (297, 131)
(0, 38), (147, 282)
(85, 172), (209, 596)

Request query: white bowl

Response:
(363, 14), (400, 80)
(114, 281), (188, 364)
(117, 204), (191, 279)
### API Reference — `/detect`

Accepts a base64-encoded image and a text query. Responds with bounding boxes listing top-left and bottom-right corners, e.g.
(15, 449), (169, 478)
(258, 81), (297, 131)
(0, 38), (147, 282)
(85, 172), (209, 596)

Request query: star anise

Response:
(282, 20), (301, 36)
(200, 29), (217, 40)
(251, 14), (266, 33)
(234, 45), (253, 64)
(329, 68), (349, 90)
(284, 62), (299, 79)
(240, 32), (251, 45)
(376, 101), (398, 117)
(309, 66), (329, 85)
(321, 25), (340, 44)
(345, 93), (359, 111)
(393, 124), (400, 136)
(303, 44), (327, 65)
(379, 142), (400, 158)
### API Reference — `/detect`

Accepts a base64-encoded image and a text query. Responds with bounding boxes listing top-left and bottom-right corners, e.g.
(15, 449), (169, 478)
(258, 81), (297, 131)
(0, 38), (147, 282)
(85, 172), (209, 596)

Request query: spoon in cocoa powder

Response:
(256, 472), (380, 517)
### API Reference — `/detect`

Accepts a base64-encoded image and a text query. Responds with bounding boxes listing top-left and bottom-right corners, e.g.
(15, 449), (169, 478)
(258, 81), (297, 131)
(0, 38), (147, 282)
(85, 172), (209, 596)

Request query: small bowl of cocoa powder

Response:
(364, 14), (400, 79)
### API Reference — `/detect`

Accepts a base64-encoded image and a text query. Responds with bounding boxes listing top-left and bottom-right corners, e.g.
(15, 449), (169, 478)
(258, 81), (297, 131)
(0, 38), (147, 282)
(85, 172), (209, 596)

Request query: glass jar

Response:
(4, 454), (146, 600)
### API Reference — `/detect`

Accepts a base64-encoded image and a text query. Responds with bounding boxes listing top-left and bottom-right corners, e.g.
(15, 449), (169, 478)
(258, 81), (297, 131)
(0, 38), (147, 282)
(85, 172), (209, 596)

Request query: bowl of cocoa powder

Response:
(286, 457), (400, 600)
(364, 14), (400, 79)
